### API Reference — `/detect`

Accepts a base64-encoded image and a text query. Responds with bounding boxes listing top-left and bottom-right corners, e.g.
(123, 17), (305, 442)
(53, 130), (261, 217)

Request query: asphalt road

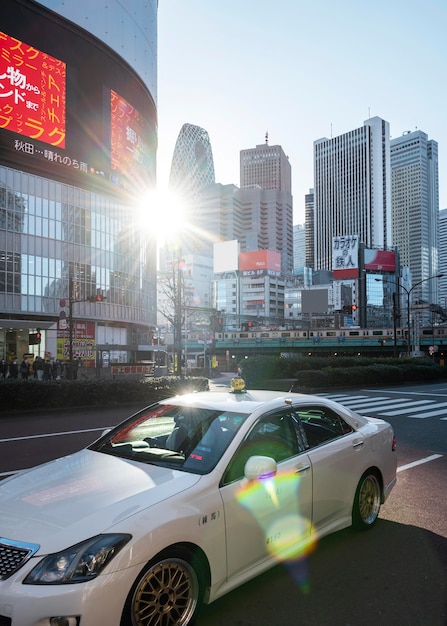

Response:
(0, 380), (446, 625)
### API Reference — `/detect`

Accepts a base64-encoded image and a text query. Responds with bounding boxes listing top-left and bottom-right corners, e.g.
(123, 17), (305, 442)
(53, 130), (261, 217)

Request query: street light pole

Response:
(175, 250), (183, 378)
(400, 274), (443, 357)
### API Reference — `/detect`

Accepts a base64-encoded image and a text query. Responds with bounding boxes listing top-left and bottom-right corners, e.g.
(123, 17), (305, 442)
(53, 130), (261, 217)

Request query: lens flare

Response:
(236, 468), (318, 569)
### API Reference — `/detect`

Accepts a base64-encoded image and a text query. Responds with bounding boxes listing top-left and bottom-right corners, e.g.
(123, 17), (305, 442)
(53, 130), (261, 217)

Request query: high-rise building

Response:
(304, 189), (315, 270)
(293, 224), (306, 271)
(0, 0), (158, 366)
(240, 134), (292, 193)
(198, 183), (294, 275)
(390, 130), (440, 306)
(169, 123), (216, 200)
(439, 209), (447, 309)
(167, 123), (216, 256)
(313, 117), (392, 271)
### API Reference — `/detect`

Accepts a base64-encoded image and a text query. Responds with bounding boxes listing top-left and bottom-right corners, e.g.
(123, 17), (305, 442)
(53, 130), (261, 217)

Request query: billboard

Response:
(214, 240), (239, 273)
(364, 249), (396, 272)
(301, 289), (329, 314)
(239, 250), (281, 272)
(0, 31), (66, 147)
(110, 90), (152, 178)
(332, 235), (359, 279)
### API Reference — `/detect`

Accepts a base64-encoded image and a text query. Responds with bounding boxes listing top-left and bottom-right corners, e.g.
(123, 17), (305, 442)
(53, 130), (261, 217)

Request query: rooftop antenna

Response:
(330, 122), (333, 138)
(368, 106), (371, 119)
(265, 131), (269, 144)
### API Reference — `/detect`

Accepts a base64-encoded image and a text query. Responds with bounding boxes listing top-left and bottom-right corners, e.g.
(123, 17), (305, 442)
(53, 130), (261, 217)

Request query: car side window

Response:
(223, 411), (302, 484)
(296, 405), (353, 448)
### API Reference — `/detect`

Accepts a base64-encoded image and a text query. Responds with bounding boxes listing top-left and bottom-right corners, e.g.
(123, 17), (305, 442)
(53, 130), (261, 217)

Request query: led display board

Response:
(0, 31), (66, 147)
(110, 90), (152, 178)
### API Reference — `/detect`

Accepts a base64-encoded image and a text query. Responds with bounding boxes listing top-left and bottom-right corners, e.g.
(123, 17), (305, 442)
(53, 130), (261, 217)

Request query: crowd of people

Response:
(0, 357), (81, 380)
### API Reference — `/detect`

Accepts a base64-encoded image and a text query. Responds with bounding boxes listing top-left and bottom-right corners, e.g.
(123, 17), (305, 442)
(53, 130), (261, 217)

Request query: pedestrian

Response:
(43, 359), (52, 380)
(53, 359), (62, 380)
(9, 359), (18, 378)
(20, 358), (30, 380)
(33, 356), (44, 381)
(0, 359), (8, 378)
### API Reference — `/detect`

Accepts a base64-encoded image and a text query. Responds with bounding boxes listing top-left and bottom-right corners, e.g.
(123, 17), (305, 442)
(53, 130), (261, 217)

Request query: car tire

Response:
(352, 470), (382, 530)
(122, 547), (204, 626)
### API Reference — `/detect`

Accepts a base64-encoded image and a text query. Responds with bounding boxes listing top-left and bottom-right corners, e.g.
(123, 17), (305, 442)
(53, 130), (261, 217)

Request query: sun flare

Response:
(138, 188), (187, 246)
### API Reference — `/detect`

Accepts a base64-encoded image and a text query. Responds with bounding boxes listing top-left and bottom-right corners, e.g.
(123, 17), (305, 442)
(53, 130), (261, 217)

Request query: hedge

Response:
(0, 376), (209, 413)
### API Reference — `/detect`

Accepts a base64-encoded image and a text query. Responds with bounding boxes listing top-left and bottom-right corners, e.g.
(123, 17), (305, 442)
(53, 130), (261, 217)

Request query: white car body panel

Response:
(0, 389), (397, 626)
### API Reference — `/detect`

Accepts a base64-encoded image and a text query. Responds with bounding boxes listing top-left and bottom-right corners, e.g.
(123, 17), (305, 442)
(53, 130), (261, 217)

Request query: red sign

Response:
(364, 249), (396, 272)
(239, 250), (281, 272)
(0, 31), (66, 147)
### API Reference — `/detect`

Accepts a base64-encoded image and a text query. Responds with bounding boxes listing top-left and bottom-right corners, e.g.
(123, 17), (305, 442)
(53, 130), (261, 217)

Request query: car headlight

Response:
(24, 534), (131, 584)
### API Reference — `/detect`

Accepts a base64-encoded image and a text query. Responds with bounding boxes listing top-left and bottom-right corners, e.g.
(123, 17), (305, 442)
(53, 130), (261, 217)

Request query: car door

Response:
(220, 408), (313, 581)
(297, 404), (363, 533)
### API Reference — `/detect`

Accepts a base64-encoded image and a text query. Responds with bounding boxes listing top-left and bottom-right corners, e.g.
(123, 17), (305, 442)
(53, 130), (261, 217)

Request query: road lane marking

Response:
(397, 454), (443, 473)
(0, 426), (112, 444)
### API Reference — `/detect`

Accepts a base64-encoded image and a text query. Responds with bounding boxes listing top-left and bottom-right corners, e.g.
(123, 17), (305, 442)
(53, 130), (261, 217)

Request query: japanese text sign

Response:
(0, 31), (66, 147)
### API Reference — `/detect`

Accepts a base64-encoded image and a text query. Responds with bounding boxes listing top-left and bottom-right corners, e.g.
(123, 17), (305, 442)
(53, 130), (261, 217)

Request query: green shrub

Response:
(241, 354), (447, 390)
(0, 376), (208, 413)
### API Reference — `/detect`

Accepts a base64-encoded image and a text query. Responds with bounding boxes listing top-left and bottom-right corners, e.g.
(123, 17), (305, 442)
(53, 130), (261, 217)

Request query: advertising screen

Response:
(110, 90), (151, 177)
(364, 249), (396, 272)
(0, 31), (66, 147)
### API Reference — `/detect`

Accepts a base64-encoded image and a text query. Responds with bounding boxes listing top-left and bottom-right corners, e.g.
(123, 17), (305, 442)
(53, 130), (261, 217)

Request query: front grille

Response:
(0, 538), (40, 580)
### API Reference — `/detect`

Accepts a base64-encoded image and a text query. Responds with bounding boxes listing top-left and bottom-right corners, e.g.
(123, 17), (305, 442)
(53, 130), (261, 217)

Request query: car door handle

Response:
(295, 463), (311, 474)
(352, 439), (364, 449)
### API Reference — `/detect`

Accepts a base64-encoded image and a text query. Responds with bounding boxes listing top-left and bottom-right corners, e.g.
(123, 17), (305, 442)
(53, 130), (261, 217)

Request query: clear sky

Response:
(157, 0), (447, 224)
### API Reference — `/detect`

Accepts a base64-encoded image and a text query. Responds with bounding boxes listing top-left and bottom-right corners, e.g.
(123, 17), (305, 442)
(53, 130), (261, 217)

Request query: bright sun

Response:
(138, 188), (187, 246)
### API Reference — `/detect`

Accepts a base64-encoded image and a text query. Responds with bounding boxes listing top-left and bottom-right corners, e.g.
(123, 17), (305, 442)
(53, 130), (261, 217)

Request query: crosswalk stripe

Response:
(351, 399), (433, 412)
(342, 397), (414, 409)
(404, 404), (447, 419)
(381, 401), (441, 416)
(319, 391), (447, 419)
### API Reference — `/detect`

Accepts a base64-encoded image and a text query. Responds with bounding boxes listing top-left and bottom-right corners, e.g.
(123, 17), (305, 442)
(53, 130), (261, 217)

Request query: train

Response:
(209, 326), (447, 358)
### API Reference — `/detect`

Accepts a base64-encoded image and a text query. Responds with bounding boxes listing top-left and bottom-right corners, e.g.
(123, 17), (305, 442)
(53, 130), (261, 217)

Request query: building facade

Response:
(240, 136), (292, 193)
(313, 116), (392, 272)
(390, 130), (440, 307)
(0, 0), (158, 369)
(439, 208), (447, 309)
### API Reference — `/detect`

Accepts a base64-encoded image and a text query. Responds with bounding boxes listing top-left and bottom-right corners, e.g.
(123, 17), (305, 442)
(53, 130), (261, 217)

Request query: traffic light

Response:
(29, 329), (41, 345)
(351, 304), (357, 312)
(87, 290), (107, 302)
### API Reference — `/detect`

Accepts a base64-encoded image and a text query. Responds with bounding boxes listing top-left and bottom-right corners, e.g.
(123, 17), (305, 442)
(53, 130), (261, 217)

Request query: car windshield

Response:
(91, 403), (248, 474)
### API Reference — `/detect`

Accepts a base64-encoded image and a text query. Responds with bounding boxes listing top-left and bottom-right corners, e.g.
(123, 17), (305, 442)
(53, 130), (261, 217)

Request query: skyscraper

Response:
(439, 209), (447, 309)
(168, 123), (216, 255)
(313, 117), (392, 271)
(240, 134), (292, 193)
(390, 130), (440, 306)
(169, 123), (216, 200)
(238, 137), (293, 274)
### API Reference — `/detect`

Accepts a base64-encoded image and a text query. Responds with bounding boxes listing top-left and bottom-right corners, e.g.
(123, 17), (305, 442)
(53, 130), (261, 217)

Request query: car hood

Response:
(0, 449), (201, 553)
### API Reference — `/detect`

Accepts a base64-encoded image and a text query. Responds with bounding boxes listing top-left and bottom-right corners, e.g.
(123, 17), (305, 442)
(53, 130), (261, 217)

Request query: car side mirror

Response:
(244, 455), (277, 480)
